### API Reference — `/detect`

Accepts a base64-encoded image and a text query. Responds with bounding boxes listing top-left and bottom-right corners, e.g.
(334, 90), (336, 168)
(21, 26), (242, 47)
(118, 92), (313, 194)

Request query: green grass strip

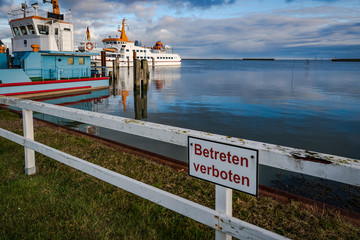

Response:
(0, 109), (359, 240)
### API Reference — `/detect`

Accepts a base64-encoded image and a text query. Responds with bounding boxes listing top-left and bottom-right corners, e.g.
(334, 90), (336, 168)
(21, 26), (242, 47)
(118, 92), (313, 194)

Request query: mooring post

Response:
(22, 109), (35, 175)
(134, 86), (148, 120)
(109, 71), (113, 82)
(112, 59), (116, 79)
(141, 59), (149, 90)
(133, 59), (141, 91)
(133, 50), (149, 91)
(115, 56), (119, 80)
(101, 50), (106, 77)
(215, 185), (232, 240)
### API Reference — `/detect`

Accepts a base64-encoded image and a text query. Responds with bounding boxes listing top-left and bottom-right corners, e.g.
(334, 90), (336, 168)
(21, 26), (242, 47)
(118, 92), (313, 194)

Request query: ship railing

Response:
(0, 97), (359, 239)
(24, 68), (91, 81)
(8, 5), (72, 23)
(150, 49), (173, 54)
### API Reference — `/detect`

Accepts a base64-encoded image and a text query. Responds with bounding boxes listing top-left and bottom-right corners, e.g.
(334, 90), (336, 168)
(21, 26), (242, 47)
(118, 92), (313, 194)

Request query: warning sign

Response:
(188, 136), (259, 196)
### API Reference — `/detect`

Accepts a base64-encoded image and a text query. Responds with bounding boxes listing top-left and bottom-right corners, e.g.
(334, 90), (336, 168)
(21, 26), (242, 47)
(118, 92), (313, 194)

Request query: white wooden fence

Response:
(1, 96), (360, 239)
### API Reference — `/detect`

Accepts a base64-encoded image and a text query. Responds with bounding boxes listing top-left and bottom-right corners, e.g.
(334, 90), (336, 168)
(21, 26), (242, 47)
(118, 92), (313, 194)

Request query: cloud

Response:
(1, 0), (359, 58)
(0, 0), (16, 17)
(0, 1), (21, 43)
(105, 0), (236, 8)
(140, 12), (360, 58)
(286, 0), (339, 2)
(276, 5), (360, 19)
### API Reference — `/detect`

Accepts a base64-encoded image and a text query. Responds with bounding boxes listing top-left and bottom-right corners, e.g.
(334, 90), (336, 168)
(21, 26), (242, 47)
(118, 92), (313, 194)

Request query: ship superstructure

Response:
(8, 0), (74, 53)
(0, 1), (108, 97)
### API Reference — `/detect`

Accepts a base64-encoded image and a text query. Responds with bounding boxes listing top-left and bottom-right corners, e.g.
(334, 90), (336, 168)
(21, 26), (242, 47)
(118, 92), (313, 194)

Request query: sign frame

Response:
(188, 136), (259, 196)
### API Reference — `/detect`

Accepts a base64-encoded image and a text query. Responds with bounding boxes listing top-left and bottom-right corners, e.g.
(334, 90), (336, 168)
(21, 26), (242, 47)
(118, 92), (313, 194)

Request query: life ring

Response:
(86, 42), (94, 51)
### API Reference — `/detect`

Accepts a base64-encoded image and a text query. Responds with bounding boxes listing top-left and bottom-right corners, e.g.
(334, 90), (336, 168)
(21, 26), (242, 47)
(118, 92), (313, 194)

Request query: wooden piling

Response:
(109, 71), (113, 82)
(115, 56), (119, 78)
(133, 59), (141, 91)
(101, 50), (106, 77)
(141, 59), (149, 88)
(133, 59), (149, 91)
(134, 89), (148, 120)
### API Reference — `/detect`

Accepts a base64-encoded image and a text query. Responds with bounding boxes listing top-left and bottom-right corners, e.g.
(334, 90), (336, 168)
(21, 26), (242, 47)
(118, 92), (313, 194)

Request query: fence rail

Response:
(1, 96), (360, 239)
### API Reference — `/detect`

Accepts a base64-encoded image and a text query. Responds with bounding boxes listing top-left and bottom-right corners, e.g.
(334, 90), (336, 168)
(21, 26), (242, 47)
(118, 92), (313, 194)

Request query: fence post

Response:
(215, 185), (232, 240)
(22, 109), (36, 175)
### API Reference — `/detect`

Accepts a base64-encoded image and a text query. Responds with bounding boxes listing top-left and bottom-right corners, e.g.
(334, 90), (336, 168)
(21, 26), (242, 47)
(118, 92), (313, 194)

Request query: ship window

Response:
(126, 49), (129, 52)
(20, 26), (28, 35)
(64, 28), (71, 31)
(140, 50), (143, 52)
(12, 27), (20, 36)
(37, 25), (49, 35)
(122, 45), (126, 48)
(136, 50), (139, 52)
(157, 57), (159, 59)
(55, 28), (59, 35)
(27, 25), (35, 34)
(68, 57), (74, 65)
(79, 57), (85, 65)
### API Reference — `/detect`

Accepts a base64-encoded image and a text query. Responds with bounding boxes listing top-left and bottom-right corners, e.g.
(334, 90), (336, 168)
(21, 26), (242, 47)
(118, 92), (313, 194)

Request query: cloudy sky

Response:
(1, 0), (359, 59)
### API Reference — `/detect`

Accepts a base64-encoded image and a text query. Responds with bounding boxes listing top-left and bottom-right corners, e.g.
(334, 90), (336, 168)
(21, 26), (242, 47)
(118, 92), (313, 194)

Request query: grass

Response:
(0, 108), (359, 239)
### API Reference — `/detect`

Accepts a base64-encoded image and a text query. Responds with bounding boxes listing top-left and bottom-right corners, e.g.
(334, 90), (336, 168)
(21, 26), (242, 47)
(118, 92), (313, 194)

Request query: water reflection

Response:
(34, 89), (110, 131)
(134, 89), (148, 120)
(101, 61), (360, 161)
(33, 60), (360, 212)
(106, 66), (182, 121)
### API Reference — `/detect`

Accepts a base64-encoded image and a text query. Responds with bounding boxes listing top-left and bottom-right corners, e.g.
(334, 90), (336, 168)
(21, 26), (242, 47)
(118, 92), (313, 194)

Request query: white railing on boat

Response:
(8, 4), (72, 23)
(0, 96), (359, 239)
(23, 67), (91, 80)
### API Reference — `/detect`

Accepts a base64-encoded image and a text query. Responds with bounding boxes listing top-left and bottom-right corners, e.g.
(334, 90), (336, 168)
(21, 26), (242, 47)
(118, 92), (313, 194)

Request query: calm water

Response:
(38, 59), (360, 211)
(89, 59), (360, 160)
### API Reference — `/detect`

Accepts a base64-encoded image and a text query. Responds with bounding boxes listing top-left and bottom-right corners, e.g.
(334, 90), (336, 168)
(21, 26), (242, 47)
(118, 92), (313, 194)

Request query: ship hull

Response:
(92, 58), (181, 68)
(0, 75), (109, 97)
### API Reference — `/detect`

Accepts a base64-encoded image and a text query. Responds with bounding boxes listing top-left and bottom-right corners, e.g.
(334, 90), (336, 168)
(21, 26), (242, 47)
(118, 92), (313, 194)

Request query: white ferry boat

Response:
(92, 19), (181, 67)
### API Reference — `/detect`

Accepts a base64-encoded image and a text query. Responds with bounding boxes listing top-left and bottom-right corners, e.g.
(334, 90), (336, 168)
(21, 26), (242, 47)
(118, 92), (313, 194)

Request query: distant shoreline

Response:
(182, 58), (360, 61)
(183, 58), (274, 61)
(331, 58), (360, 62)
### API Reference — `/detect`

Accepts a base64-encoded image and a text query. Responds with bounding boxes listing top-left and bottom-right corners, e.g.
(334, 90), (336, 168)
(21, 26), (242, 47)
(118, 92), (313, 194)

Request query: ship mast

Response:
(117, 18), (129, 42)
(43, 0), (61, 14)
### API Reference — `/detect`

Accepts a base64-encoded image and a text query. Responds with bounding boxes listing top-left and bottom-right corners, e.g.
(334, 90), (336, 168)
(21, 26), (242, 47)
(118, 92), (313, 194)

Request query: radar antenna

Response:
(43, 0), (60, 14)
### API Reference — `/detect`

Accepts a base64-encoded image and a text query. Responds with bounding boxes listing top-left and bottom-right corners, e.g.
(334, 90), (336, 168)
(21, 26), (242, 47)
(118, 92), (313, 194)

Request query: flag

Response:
(86, 27), (91, 41)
